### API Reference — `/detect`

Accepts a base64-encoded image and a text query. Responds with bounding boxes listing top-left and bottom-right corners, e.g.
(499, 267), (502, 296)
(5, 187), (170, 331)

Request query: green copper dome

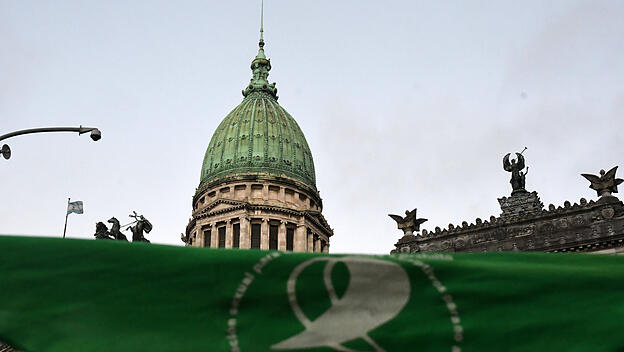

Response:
(200, 35), (316, 190)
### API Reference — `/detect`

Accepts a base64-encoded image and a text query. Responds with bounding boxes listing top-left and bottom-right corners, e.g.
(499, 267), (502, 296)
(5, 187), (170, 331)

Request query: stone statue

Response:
(94, 222), (113, 240)
(128, 211), (152, 243)
(389, 208), (427, 236)
(108, 217), (128, 241)
(503, 149), (529, 195)
(581, 166), (623, 198)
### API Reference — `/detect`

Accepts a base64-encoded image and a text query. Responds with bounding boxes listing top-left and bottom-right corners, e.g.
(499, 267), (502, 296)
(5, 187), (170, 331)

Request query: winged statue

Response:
(389, 208), (428, 236)
(503, 151), (529, 195)
(581, 166), (623, 197)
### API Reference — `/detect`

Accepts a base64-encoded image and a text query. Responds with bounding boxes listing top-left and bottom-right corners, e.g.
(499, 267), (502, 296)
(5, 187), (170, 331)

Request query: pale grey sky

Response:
(1, 0), (622, 254)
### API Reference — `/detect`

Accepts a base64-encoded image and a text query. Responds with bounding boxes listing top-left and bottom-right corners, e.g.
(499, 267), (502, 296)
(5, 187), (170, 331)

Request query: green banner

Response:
(0, 236), (623, 351)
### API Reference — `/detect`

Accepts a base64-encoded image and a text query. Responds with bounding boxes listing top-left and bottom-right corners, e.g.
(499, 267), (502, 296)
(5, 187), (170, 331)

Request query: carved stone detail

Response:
(498, 191), (544, 219)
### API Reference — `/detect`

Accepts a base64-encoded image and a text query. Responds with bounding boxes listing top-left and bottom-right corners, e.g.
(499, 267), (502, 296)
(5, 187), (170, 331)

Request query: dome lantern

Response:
(243, 0), (278, 100)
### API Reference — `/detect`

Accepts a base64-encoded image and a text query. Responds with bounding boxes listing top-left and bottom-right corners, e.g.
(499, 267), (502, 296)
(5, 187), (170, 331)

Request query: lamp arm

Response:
(0, 126), (99, 142)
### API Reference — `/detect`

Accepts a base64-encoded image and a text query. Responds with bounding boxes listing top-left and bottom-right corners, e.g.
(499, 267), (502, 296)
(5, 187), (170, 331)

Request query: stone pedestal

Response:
(498, 191), (544, 218)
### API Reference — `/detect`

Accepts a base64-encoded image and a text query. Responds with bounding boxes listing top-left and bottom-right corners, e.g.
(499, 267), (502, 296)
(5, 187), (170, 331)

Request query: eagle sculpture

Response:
(389, 208), (428, 236)
(581, 166), (623, 197)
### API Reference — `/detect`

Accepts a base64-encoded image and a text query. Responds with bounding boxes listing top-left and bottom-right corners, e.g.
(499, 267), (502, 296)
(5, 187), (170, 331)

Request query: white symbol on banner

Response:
(271, 257), (410, 352)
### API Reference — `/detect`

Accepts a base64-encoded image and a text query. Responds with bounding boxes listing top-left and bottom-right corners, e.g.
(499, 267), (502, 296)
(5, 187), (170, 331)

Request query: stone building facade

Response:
(392, 166), (624, 254)
(182, 27), (332, 252)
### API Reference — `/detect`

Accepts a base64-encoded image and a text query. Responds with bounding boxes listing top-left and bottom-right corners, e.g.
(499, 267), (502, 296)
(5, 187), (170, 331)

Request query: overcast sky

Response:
(1, 0), (622, 254)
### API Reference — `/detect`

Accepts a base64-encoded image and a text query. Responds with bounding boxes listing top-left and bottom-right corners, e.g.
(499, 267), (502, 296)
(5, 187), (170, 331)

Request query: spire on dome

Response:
(243, 0), (278, 99)
(259, 0), (264, 44)
(256, 0), (266, 59)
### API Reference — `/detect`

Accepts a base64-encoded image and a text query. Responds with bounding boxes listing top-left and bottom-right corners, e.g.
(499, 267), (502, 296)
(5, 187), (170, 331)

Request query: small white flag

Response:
(67, 201), (84, 215)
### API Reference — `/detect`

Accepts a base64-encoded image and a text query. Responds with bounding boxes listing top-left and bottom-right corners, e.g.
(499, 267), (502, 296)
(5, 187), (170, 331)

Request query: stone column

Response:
(294, 225), (307, 252)
(323, 242), (330, 253)
(314, 234), (320, 253)
(279, 187), (285, 204)
(225, 220), (233, 248)
(240, 216), (250, 249)
(278, 221), (287, 250)
(261, 218), (269, 250)
(307, 230), (314, 253)
(212, 222), (219, 248)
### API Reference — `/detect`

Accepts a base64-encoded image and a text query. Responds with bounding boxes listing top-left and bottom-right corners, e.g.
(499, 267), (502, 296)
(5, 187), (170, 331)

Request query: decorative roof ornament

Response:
(242, 0), (278, 100)
(389, 208), (428, 237)
(581, 166), (623, 198)
(503, 147), (529, 196)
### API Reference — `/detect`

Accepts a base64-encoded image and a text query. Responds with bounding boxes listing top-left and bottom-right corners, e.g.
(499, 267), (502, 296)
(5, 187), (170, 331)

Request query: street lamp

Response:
(0, 126), (101, 160)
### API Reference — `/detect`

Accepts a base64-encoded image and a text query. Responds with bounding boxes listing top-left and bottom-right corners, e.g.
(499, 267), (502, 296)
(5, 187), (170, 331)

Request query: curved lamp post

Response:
(0, 126), (101, 160)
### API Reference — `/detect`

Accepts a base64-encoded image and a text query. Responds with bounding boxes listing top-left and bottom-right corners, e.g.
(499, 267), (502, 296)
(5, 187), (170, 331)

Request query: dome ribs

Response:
(235, 100), (253, 165)
(199, 94), (317, 190)
(251, 99), (264, 163)
(246, 100), (256, 166)
(271, 99), (286, 170)
(223, 106), (239, 167)
(261, 97), (270, 162)
(266, 99), (281, 166)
